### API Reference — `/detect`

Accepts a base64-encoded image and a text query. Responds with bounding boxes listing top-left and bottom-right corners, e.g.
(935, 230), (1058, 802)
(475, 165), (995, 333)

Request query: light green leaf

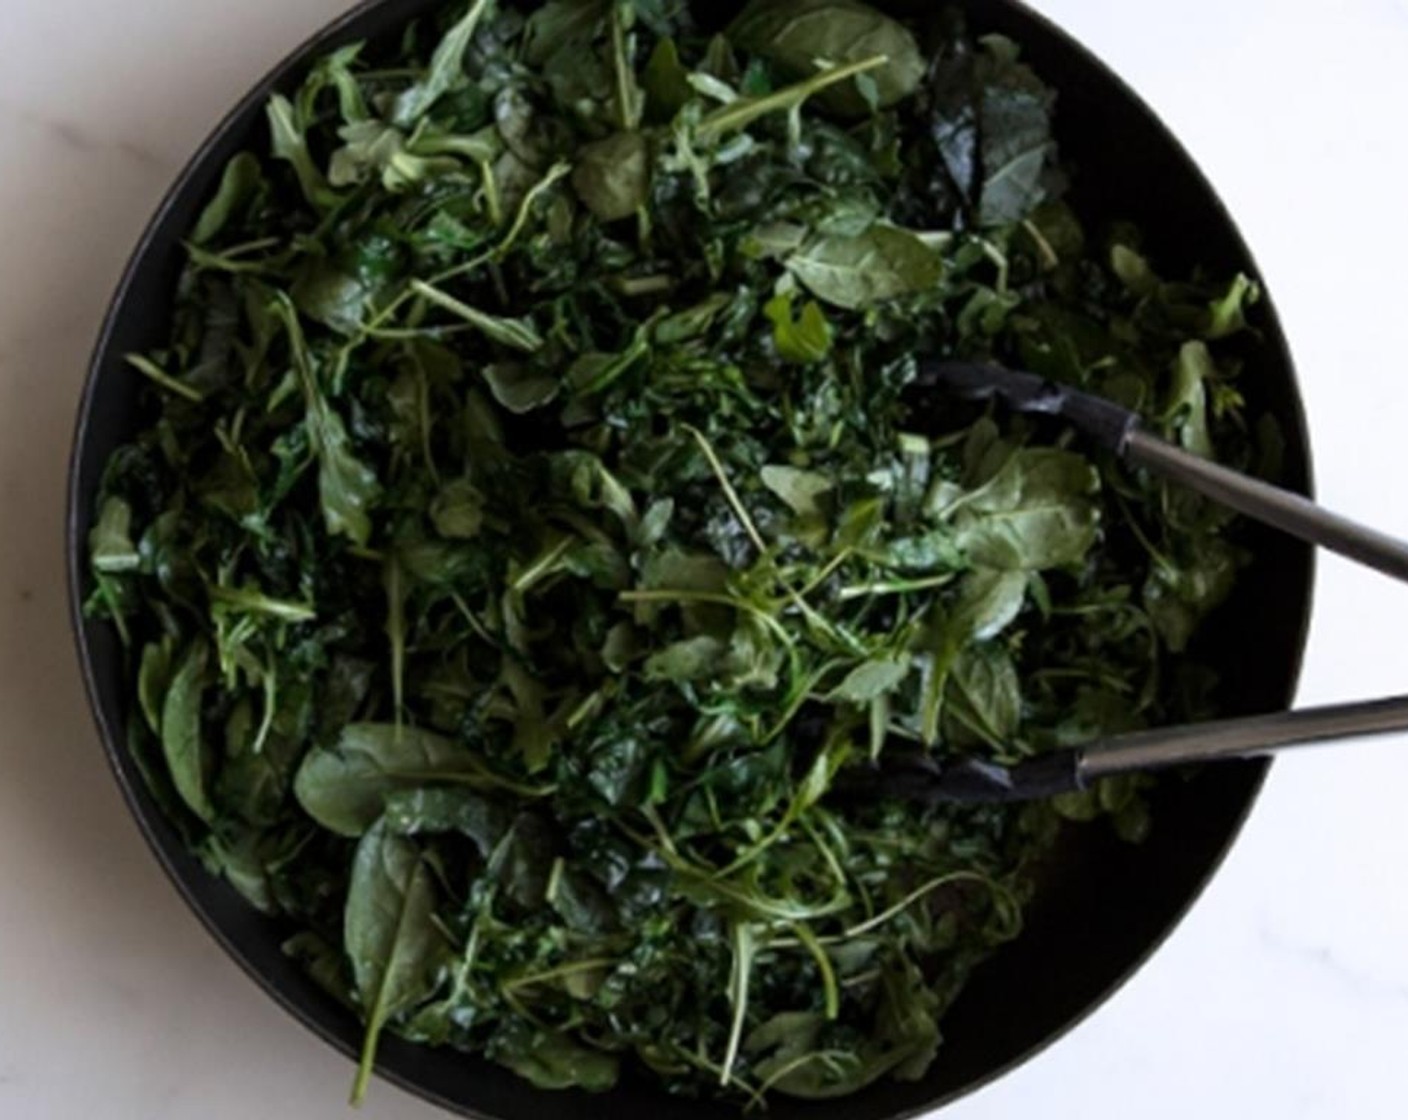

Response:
(192, 152), (263, 245)
(572, 131), (651, 222)
(764, 292), (833, 363)
(483, 362), (560, 413)
(829, 656), (912, 704)
(266, 94), (340, 210)
(431, 479), (487, 539)
(787, 226), (944, 310)
(954, 448), (1099, 571)
(90, 496), (141, 574)
(392, 0), (494, 126)
(761, 464), (834, 518)
(644, 636), (728, 683)
(161, 641), (214, 823)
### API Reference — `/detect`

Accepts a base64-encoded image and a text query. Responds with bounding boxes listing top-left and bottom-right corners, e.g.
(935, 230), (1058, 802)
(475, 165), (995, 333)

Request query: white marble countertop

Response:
(2, 2), (1407, 1117)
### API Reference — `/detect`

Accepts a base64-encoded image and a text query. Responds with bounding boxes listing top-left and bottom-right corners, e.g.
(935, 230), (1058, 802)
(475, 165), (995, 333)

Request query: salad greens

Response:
(87, 0), (1267, 1105)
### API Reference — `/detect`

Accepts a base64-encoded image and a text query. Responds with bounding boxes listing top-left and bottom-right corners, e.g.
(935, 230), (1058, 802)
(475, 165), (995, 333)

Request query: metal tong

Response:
(854, 361), (1408, 806)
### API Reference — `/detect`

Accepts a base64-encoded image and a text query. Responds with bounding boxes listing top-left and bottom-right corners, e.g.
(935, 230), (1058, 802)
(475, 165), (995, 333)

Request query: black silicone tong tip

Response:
(913, 361), (1141, 455)
(838, 752), (1086, 806)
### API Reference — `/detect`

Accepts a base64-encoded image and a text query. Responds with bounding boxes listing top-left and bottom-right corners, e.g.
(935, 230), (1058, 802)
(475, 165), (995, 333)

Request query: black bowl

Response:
(66, 2), (1315, 1117)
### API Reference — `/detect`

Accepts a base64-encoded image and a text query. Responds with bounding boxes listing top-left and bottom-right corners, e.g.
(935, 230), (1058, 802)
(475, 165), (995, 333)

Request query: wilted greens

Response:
(88, 0), (1268, 1106)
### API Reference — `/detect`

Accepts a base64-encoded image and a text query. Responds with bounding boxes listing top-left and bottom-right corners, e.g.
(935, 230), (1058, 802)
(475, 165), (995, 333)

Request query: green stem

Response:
(126, 354), (204, 403)
(697, 55), (889, 140)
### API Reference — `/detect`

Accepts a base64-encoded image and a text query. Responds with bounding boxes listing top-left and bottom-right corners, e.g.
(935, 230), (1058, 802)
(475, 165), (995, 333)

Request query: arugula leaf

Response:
(270, 294), (380, 546)
(411, 280), (545, 352)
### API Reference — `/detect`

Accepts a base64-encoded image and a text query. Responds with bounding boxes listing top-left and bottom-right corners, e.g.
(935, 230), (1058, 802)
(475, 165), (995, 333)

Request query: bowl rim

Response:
(65, 1), (1317, 1116)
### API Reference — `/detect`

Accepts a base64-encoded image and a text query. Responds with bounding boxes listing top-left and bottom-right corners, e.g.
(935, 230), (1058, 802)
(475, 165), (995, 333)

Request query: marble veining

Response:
(0, 97), (174, 171)
(1, 3), (1407, 1120)
(1258, 925), (1408, 1005)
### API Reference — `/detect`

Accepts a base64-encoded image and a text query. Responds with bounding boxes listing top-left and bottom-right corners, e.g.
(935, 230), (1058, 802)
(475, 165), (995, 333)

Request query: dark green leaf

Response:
(491, 1024), (620, 1092)
(346, 821), (448, 1104)
(295, 723), (525, 837)
(728, 0), (925, 115)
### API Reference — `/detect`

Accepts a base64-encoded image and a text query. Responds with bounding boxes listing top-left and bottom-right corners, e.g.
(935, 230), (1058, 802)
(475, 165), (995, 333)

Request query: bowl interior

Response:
(67, 2), (1315, 1118)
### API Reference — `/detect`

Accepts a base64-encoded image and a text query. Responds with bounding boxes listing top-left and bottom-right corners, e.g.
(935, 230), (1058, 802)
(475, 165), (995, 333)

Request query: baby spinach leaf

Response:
(572, 131), (652, 222)
(291, 261), (368, 335)
(786, 225), (944, 309)
(920, 30), (1056, 227)
(644, 635), (728, 683)
(482, 362), (560, 414)
(345, 821), (448, 1104)
(161, 641), (215, 824)
(953, 448), (1100, 571)
(642, 38), (694, 121)
(490, 1023), (620, 1092)
(383, 787), (512, 854)
(295, 723), (527, 837)
(137, 637), (176, 738)
(728, 0), (925, 115)
(954, 568), (1028, 641)
(430, 478), (487, 539)
(524, 0), (610, 67)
